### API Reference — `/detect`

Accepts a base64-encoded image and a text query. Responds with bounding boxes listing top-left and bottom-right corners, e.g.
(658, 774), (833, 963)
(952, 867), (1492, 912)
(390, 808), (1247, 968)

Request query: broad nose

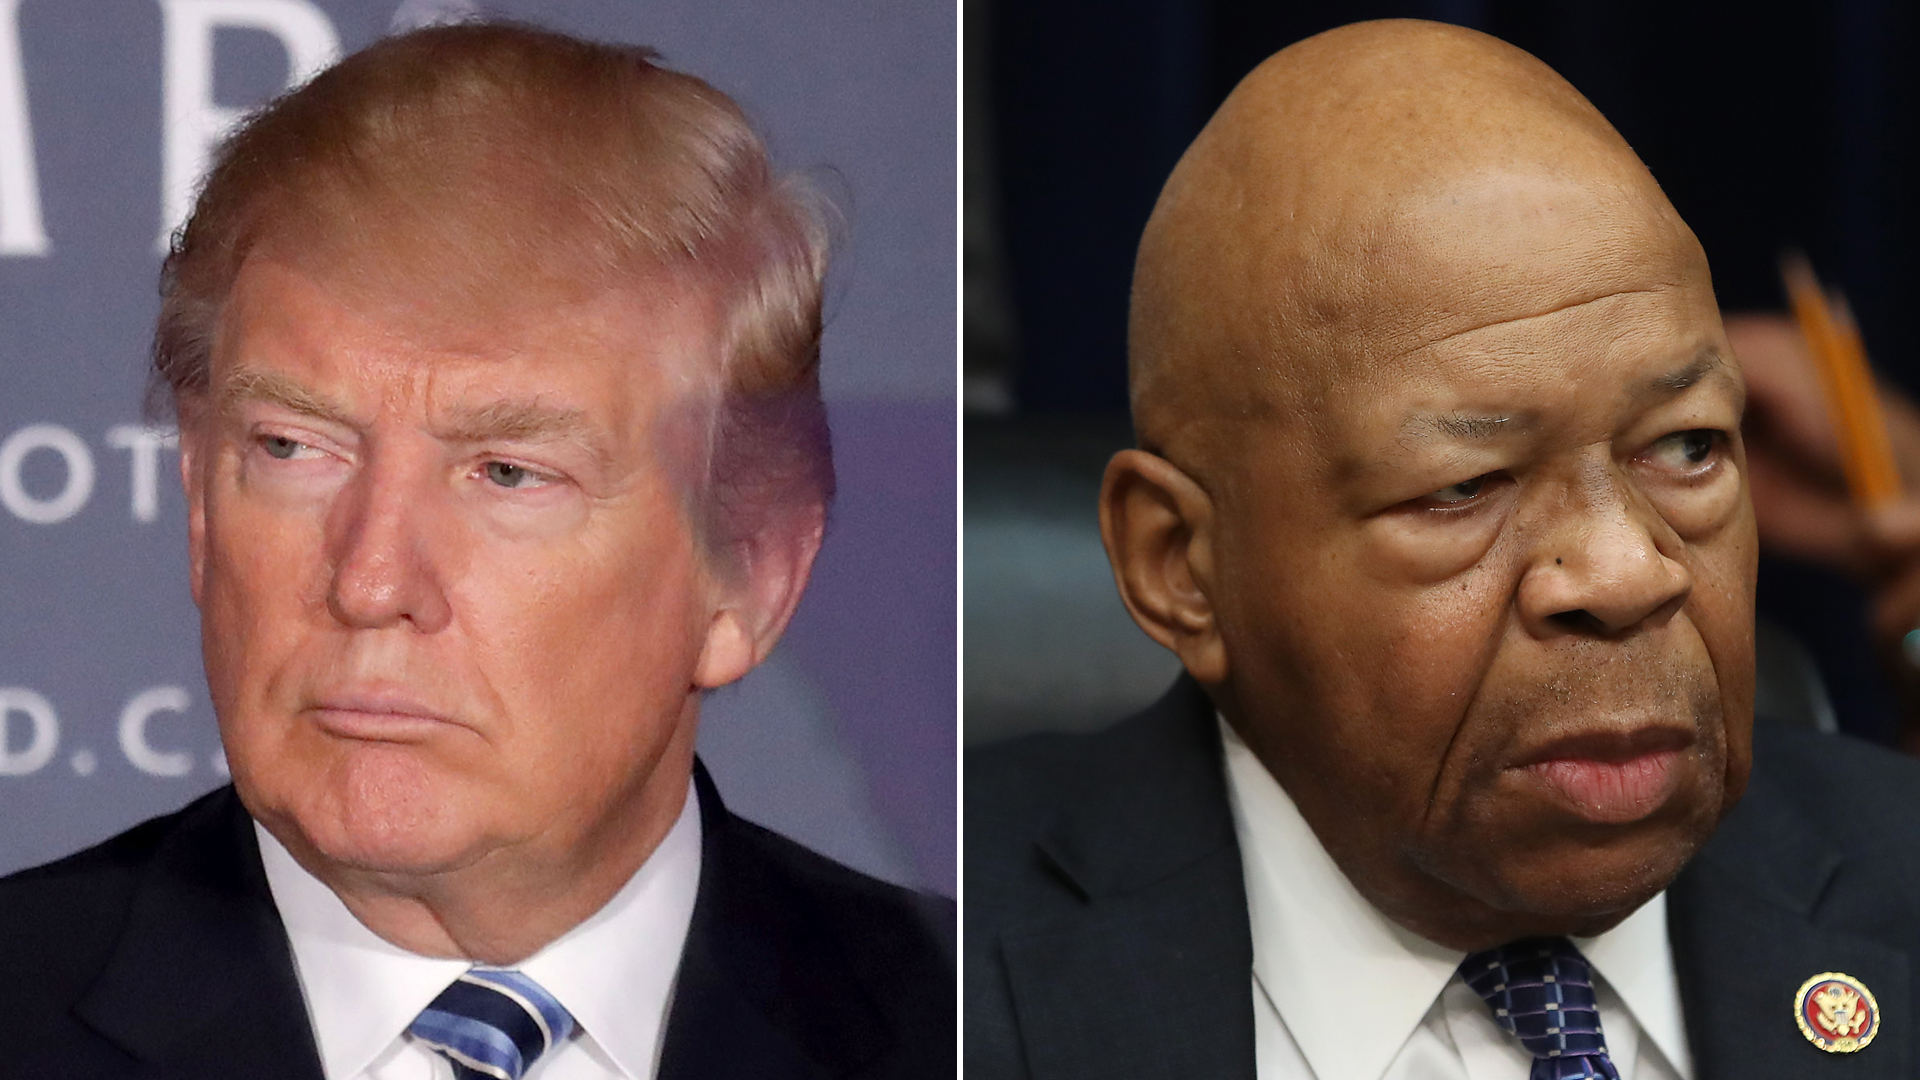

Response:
(1517, 468), (1692, 638)
(325, 444), (453, 634)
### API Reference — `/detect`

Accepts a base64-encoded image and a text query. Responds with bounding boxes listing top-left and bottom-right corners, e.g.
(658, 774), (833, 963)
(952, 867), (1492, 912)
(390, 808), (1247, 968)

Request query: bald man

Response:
(967, 20), (1920, 1080)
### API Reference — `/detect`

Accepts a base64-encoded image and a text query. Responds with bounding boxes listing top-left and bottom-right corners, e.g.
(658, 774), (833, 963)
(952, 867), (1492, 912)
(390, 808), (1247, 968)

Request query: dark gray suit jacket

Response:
(1, 763), (954, 1079)
(967, 677), (1920, 1080)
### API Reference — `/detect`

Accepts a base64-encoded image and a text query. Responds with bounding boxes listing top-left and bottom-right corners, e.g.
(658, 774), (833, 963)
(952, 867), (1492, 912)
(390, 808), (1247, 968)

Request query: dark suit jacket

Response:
(967, 677), (1920, 1080)
(0, 764), (953, 1079)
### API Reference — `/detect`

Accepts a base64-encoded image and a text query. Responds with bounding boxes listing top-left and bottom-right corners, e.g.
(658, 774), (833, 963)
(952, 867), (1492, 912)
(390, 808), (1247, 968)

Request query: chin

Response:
(1528, 847), (1686, 926)
(1487, 806), (1720, 936)
(1414, 769), (1726, 946)
(242, 742), (500, 877)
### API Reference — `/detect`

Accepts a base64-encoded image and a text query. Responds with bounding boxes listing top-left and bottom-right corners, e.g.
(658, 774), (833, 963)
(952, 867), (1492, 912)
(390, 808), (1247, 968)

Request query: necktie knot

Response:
(1459, 937), (1621, 1080)
(409, 966), (575, 1080)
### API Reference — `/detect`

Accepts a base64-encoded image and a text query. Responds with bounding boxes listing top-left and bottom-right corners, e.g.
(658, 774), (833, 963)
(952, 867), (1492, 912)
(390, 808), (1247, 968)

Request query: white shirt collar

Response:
(258, 780), (703, 1080)
(1220, 717), (1691, 1080)
(1578, 880), (1692, 1076)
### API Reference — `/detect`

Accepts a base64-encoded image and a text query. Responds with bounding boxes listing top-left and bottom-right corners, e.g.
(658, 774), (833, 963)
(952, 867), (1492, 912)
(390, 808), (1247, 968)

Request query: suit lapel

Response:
(73, 786), (324, 1080)
(657, 763), (882, 1080)
(1671, 766), (1909, 1080)
(998, 680), (1257, 1080)
(995, 694), (1918, 1080)
(659, 929), (834, 1079)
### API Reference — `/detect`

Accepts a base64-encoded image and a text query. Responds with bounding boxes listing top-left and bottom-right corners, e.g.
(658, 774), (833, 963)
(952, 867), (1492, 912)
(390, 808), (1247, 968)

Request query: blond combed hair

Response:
(153, 22), (834, 550)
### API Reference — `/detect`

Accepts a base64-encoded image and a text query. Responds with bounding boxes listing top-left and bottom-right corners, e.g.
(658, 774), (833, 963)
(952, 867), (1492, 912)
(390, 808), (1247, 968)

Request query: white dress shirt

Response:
(1219, 719), (1694, 1080)
(257, 782), (703, 1080)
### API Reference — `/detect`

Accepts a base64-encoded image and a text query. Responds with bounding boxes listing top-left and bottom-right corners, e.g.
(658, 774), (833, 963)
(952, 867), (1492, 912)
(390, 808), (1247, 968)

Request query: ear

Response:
(178, 413), (210, 608)
(1099, 449), (1228, 683)
(692, 503), (827, 690)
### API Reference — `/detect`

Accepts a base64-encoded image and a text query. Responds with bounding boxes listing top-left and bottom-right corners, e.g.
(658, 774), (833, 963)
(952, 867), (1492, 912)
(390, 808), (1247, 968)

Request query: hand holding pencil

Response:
(1736, 262), (1920, 751)
(1778, 255), (1902, 509)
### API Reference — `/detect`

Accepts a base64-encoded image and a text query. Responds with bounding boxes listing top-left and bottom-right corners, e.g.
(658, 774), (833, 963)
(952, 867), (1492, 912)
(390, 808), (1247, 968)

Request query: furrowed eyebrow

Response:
(1433, 414), (1512, 439)
(214, 369), (614, 467)
(1401, 412), (1530, 440)
(434, 399), (594, 445)
(434, 399), (615, 470)
(215, 368), (355, 426)
(1398, 348), (1736, 442)
(1648, 348), (1729, 394)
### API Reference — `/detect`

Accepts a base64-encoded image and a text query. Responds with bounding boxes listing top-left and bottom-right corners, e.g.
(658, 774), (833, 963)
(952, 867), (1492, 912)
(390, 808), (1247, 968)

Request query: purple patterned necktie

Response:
(1459, 938), (1621, 1080)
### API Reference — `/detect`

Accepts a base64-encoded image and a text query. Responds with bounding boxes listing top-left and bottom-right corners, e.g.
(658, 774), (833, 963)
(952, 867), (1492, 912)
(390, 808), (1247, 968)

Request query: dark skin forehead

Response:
(1128, 19), (1711, 473)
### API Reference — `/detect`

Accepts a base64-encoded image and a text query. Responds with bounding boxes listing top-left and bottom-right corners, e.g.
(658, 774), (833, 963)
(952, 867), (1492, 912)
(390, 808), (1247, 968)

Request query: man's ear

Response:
(178, 414), (209, 608)
(1100, 449), (1228, 683)
(692, 503), (826, 690)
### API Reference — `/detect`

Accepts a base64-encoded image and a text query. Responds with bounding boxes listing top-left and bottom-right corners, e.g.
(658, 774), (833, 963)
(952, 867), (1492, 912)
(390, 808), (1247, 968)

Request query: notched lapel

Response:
(1000, 850), (1255, 1080)
(73, 787), (323, 1080)
(1031, 679), (1241, 901)
(660, 927), (836, 1080)
(657, 765), (887, 1080)
(997, 679), (1256, 1080)
(1672, 770), (1909, 1080)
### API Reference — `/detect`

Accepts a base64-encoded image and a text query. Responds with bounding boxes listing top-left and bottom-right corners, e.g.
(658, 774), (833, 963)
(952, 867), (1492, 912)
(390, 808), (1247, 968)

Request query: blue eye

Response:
(262, 436), (301, 460)
(485, 461), (534, 488)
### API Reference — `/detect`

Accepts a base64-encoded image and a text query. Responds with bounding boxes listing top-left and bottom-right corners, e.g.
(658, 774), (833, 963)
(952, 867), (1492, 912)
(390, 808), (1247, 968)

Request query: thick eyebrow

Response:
(215, 368), (613, 467)
(434, 399), (593, 445)
(433, 399), (616, 471)
(215, 367), (356, 426)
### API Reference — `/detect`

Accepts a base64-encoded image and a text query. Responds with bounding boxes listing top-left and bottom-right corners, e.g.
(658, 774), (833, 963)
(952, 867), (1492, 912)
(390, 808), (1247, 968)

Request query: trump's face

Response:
(182, 253), (733, 884)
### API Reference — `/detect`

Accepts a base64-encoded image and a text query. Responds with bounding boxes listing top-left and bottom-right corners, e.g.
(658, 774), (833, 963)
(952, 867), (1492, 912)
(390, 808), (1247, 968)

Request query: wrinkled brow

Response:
(433, 399), (595, 445)
(432, 400), (617, 470)
(1648, 348), (1729, 394)
(434, 401), (620, 476)
(214, 368), (613, 464)
(1431, 414), (1513, 439)
(215, 368), (353, 425)
(1402, 411), (1537, 441)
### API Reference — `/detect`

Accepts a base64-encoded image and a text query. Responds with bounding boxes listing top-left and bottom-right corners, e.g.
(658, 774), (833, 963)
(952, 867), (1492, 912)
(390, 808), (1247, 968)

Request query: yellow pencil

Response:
(1780, 253), (1902, 508)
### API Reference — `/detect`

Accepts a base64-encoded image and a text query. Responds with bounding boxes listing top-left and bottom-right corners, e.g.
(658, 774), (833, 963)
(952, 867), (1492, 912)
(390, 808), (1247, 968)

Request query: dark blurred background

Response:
(965, 0), (1918, 747)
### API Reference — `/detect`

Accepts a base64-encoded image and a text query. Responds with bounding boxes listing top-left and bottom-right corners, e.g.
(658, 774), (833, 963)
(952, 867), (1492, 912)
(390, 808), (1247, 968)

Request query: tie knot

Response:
(1459, 938), (1620, 1080)
(409, 967), (576, 1080)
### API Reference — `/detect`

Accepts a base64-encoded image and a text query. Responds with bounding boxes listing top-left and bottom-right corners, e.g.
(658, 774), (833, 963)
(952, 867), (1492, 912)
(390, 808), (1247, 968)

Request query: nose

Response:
(325, 446), (454, 634)
(1517, 470), (1692, 638)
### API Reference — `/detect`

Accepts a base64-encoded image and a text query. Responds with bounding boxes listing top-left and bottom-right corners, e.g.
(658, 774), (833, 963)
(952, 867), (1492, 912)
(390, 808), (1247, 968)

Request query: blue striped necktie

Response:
(1459, 938), (1621, 1080)
(408, 966), (576, 1080)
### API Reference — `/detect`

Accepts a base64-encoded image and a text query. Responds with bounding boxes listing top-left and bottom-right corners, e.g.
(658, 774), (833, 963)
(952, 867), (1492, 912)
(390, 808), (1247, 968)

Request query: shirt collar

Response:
(1577, 891), (1693, 1076)
(1220, 717), (1691, 1080)
(259, 780), (703, 1080)
(519, 785), (702, 1079)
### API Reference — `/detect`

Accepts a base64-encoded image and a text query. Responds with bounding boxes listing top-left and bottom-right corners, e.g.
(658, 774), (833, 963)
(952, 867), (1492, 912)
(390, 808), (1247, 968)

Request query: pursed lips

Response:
(1509, 724), (1695, 825)
(307, 689), (467, 742)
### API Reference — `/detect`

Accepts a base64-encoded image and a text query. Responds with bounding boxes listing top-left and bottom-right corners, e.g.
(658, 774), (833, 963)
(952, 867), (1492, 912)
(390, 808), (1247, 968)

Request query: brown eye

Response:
(1648, 430), (1719, 471)
(1429, 474), (1487, 504)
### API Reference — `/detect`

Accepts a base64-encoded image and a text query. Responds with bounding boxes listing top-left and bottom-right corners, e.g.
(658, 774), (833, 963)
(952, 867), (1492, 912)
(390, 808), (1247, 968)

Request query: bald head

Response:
(1104, 20), (1752, 949)
(1130, 20), (1705, 457)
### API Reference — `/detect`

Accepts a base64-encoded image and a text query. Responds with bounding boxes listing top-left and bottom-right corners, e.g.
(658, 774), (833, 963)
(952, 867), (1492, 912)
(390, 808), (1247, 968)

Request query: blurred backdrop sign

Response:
(0, 0), (955, 894)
